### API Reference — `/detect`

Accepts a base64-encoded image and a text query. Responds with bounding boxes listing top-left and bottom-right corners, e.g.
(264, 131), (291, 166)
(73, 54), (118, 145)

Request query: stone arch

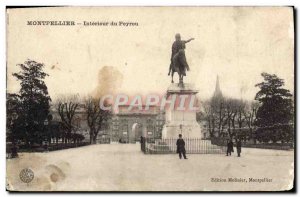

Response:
(129, 122), (146, 143)
(132, 122), (142, 138)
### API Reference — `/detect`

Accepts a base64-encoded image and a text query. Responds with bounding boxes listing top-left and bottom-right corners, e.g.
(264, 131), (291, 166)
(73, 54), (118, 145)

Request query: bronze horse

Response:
(169, 49), (190, 84)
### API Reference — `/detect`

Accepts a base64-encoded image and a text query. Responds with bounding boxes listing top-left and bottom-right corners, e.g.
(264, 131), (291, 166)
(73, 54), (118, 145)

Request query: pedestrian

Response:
(140, 136), (145, 151)
(226, 139), (234, 156)
(236, 139), (242, 157)
(176, 134), (187, 159)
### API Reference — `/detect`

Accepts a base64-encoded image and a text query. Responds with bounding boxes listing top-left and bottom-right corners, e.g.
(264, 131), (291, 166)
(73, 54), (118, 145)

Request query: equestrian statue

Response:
(168, 33), (194, 85)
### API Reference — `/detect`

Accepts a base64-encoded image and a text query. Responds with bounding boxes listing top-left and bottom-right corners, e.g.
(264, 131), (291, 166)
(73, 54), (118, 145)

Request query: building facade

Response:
(110, 105), (165, 143)
(50, 104), (165, 143)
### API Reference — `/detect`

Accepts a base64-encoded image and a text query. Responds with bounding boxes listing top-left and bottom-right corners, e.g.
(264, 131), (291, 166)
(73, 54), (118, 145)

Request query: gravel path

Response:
(6, 144), (294, 191)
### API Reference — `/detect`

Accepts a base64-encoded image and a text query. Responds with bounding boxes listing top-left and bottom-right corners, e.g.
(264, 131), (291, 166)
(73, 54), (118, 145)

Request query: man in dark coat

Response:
(236, 139), (242, 157)
(140, 136), (145, 151)
(176, 134), (187, 159)
(226, 139), (234, 156)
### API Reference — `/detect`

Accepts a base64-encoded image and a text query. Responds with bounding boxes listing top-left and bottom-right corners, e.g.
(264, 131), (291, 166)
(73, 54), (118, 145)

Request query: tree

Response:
(7, 94), (21, 142)
(221, 98), (247, 140)
(56, 95), (79, 143)
(7, 93), (23, 157)
(199, 100), (216, 138)
(254, 73), (293, 143)
(11, 60), (51, 146)
(210, 96), (226, 137)
(243, 101), (259, 143)
(200, 96), (259, 142)
(85, 97), (111, 144)
(224, 98), (237, 139)
(233, 99), (247, 141)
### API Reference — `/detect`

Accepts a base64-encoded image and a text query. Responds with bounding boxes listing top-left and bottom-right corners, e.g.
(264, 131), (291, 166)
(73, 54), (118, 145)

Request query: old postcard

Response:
(6, 6), (294, 191)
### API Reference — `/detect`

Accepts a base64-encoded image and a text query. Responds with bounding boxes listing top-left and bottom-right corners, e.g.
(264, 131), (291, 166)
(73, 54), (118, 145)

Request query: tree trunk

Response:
(92, 135), (97, 144)
(90, 135), (93, 144)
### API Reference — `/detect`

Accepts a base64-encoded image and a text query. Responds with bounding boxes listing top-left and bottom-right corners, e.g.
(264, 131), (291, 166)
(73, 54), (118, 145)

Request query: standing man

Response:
(226, 139), (234, 156)
(176, 134), (187, 159)
(236, 139), (242, 157)
(140, 136), (145, 152)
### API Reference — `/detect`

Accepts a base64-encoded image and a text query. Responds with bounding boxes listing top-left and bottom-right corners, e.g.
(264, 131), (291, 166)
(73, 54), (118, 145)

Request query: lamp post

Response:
(44, 119), (49, 152)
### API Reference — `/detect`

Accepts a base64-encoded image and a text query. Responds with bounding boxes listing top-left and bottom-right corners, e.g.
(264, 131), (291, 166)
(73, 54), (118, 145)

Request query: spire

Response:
(213, 75), (223, 98)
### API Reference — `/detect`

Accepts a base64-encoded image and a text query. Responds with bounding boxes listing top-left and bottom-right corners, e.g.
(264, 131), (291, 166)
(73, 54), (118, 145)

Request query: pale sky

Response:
(7, 7), (294, 101)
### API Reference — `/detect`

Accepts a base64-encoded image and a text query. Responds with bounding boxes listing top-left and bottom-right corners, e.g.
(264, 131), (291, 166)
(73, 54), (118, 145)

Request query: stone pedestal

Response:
(162, 83), (203, 139)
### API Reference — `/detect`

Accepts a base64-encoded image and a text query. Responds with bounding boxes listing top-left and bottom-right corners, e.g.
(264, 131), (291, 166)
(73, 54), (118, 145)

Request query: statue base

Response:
(161, 83), (203, 139)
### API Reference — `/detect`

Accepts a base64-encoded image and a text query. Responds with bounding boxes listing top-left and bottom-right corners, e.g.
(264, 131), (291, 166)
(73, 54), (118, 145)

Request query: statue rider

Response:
(168, 33), (194, 76)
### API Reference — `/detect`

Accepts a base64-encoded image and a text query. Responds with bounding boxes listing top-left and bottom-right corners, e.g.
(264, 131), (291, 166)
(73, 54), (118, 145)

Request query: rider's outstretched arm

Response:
(184, 38), (195, 44)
